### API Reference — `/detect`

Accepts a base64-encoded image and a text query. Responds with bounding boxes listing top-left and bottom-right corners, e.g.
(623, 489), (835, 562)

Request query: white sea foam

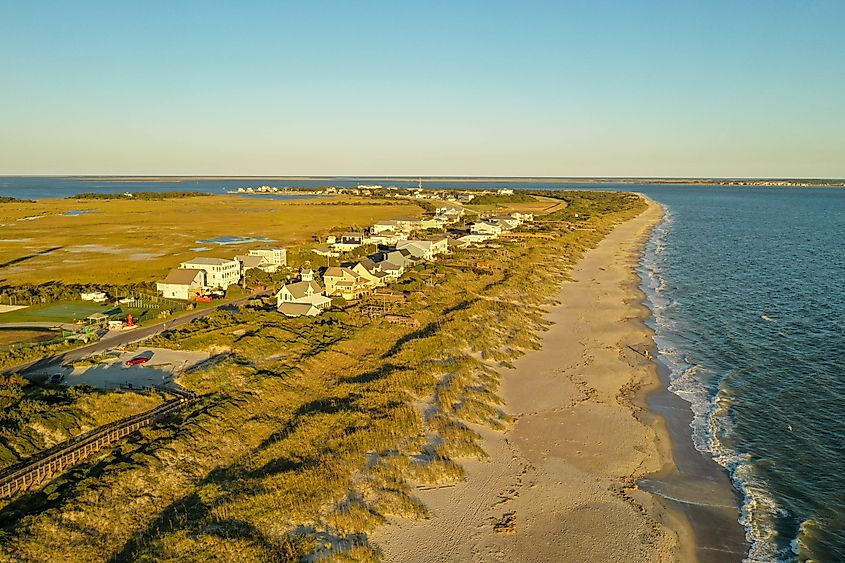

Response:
(640, 211), (789, 563)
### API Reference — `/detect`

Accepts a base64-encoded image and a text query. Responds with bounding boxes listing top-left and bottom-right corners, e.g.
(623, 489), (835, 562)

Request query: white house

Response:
(332, 233), (365, 252)
(487, 215), (520, 230)
(80, 291), (107, 303)
(248, 247), (287, 271)
(157, 268), (206, 300)
(235, 254), (272, 276)
(470, 221), (503, 236)
(179, 257), (240, 289)
(497, 188), (514, 195)
(372, 220), (401, 234)
(395, 239), (448, 261)
(275, 280), (332, 312)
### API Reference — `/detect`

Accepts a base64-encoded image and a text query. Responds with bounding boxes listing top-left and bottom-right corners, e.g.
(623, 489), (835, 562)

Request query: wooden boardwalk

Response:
(0, 386), (196, 499)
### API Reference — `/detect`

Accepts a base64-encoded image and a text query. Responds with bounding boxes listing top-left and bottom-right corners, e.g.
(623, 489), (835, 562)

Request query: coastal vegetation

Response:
(68, 191), (210, 200)
(0, 190), (646, 561)
(0, 376), (162, 471)
(466, 192), (536, 205)
(0, 197), (34, 204)
(0, 196), (421, 285)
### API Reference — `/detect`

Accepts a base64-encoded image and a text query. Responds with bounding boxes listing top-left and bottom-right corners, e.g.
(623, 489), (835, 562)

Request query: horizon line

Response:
(2, 174), (844, 182)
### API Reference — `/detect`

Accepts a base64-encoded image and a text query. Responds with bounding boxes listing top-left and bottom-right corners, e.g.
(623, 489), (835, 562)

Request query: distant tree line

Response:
(0, 196), (34, 203)
(68, 191), (210, 200)
(469, 193), (536, 205)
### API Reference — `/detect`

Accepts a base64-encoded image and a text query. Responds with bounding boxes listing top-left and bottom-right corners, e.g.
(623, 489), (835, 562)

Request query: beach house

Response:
(275, 279), (332, 314)
(470, 221), (503, 236)
(179, 257), (240, 289)
(333, 233), (365, 252)
(247, 247), (287, 271)
(323, 267), (372, 300)
(156, 268), (206, 300)
(351, 259), (389, 287)
(234, 254), (272, 276)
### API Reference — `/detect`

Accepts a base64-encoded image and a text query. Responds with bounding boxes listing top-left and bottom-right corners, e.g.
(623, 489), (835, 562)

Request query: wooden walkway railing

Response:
(0, 386), (196, 499)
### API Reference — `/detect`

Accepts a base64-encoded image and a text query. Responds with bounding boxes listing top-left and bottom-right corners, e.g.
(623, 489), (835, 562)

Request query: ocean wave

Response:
(640, 213), (790, 563)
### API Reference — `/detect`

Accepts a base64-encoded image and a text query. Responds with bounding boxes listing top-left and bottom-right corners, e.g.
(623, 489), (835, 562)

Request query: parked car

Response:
(125, 356), (150, 367)
(48, 373), (64, 385)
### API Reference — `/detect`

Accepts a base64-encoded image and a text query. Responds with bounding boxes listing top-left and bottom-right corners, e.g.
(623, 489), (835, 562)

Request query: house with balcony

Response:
(323, 267), (372, 300)
(179, 257), (240, 289)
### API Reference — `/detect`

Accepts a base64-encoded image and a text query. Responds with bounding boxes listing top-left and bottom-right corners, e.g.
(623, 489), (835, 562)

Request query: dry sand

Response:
(371, 200), (696, 562)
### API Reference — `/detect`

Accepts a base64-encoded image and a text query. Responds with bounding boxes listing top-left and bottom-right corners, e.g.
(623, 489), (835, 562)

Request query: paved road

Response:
(6, 291), (270, 377)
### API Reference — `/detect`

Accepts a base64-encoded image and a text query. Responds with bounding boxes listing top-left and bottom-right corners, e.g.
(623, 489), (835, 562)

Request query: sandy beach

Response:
(371, 200), (699, 561)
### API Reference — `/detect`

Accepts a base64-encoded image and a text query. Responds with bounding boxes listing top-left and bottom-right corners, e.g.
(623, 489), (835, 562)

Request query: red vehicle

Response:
(196, 295), (213, 302)
(125, 356), (150, 367)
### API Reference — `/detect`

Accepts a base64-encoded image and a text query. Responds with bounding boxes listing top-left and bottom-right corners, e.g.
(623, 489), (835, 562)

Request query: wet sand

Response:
(372, 200), (744, 561)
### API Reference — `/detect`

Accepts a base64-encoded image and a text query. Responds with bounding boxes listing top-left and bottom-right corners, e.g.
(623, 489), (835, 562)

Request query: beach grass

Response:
(0, 191), (647, 561)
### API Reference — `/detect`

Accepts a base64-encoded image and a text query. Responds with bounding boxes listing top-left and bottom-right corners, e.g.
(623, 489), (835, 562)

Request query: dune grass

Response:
(0, 191), (647, 562)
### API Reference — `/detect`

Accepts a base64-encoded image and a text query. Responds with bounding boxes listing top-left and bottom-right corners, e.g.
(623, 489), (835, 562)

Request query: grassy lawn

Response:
(0, 301), (109, 324)
(0, 195), (422, 285)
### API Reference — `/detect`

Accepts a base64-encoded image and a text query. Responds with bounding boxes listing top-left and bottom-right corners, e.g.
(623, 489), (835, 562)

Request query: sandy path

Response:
(371, 201), (694, 562)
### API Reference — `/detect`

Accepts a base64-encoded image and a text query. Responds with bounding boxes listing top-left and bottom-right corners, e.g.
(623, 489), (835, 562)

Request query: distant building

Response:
(248, 247), (287, 271)
(80, 291), (107, 303)
(156, 268), (206, 300)
(469, 221), (503, 236)
(497, 188), (514, 195)
(351, 259), (389, 287)
(277, 302), (322, 317)
(179, 257), (240, 289)
(275, 280), (332, 313)
(323, 267), (372, 300)
(234, 254), (272, 276)
(395, 238), (448, 261)
(333, 232), (365, 252)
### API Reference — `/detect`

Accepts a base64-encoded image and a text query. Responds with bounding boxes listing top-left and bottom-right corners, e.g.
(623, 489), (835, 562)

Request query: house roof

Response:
(357, 258), (378, 272)
(324, 266), (359, 279)
(251, 246), (285, 252)
(282, 280), (323, 300)
(235, 255), (268, 268)
(161, 268), (205, 285)
(379, 260), (402, 272)
(278, 302), (318, 317)
(181, 257), (237, 266)
(397, 240), (433, 250)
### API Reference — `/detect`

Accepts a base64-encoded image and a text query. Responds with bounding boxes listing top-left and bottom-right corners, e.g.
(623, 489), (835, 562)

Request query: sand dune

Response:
(371, 200), (694, 562)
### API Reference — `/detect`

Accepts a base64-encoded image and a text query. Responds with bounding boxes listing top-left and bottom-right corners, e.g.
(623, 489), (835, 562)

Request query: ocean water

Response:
(638, 186), (845, 562)
(2, 177), (844, 560)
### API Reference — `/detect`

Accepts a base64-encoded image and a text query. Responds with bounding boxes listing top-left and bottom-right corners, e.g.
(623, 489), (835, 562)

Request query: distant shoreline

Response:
(2, 175), (844, 187)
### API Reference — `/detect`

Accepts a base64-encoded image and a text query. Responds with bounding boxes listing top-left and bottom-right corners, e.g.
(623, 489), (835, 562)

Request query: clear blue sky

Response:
(1, 1), (843, 177)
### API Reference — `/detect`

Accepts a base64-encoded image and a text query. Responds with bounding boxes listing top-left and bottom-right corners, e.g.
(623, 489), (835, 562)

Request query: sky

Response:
(1, 1), (843, 178)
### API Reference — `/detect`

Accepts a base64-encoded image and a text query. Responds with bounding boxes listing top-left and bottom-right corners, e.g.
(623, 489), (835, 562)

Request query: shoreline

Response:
(637, 213), (749, 561)
(370, 200), (712, 561)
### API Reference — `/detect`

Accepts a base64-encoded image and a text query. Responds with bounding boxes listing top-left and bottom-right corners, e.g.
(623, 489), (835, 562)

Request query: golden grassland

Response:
(0, 191), (647, 562)
(0, 196), (421, 285)
(0, 378), (164, 471)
